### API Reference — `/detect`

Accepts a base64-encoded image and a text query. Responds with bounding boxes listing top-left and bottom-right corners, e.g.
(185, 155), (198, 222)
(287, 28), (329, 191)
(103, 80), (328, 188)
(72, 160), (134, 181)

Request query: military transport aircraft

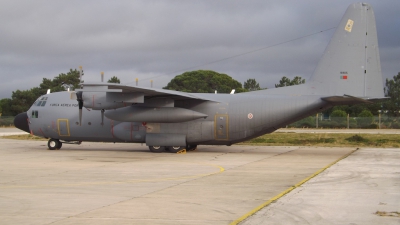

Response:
(14, 3), (386, 153)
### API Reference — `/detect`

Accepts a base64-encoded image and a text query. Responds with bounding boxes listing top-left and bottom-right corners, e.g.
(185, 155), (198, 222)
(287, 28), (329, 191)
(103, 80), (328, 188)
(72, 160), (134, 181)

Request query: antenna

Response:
(101, 72), (104, 82)
(79, 66), (84, 88)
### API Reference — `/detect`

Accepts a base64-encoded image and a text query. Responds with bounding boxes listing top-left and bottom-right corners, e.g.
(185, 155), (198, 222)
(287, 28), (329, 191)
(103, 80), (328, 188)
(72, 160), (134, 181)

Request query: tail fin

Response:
(310, 3), (384, 97)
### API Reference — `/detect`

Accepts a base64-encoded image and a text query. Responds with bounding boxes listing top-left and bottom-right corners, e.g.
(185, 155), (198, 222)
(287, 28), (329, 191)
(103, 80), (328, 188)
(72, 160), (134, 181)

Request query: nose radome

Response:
(14, 112), (30, 133)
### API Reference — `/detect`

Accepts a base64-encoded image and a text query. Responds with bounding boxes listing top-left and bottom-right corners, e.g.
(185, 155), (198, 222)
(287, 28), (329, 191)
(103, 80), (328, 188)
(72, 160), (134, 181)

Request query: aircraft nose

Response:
(14, 112), (30, 133)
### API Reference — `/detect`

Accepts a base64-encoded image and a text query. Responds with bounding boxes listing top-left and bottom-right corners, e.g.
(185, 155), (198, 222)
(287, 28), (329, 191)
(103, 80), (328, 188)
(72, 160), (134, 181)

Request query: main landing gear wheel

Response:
(168, 146), (185, 153)
(186, 145), (197, 151)
(149, 146), (165, 153)
(48, 138), (62, 150)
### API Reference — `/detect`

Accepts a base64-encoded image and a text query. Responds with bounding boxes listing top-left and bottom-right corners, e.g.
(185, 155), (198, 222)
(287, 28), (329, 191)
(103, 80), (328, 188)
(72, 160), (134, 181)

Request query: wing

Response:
(74, 83), (213, 123)
(76, 83), (215, 102)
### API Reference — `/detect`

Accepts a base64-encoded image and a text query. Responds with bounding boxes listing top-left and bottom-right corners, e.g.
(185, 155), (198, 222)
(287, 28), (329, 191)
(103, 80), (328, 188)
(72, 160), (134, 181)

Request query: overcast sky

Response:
(1, 0), (399, 99)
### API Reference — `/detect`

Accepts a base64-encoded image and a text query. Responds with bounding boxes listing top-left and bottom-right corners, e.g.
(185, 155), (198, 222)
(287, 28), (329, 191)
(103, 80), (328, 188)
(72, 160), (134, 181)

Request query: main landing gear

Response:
(148, 145), (197, 153)
(168, 146), (185, 153)
(48, 138), (62, 150)
(148, 146), (166, 153)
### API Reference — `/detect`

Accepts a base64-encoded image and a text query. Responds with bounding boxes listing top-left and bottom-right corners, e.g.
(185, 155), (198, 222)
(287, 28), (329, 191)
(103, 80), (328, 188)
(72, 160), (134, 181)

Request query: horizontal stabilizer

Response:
(322, 95), (389, 104)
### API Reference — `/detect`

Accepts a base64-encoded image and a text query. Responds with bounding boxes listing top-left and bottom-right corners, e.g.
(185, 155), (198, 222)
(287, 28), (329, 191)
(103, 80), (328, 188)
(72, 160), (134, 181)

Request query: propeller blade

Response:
(76, 91), (83, 126)
(101, 109), (104, 126)
(79, 108), (82, 126)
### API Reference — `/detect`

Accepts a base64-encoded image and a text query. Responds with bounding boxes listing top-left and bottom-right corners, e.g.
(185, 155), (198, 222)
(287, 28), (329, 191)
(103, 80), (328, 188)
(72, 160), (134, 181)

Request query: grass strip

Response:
(239, 133), (400, 148)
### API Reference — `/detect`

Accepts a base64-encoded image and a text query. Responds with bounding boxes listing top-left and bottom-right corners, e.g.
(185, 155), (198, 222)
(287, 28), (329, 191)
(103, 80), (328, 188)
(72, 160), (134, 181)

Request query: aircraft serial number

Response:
(50, 104), (79, 107)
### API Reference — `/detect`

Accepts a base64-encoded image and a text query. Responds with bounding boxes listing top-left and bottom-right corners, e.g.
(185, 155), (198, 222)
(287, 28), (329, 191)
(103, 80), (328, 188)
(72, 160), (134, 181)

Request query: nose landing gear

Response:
(48, 138), (62, 150)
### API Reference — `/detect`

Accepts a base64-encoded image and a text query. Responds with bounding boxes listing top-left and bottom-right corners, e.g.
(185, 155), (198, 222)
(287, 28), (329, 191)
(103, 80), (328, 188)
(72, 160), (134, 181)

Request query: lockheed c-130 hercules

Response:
(14, 3), (386, 153)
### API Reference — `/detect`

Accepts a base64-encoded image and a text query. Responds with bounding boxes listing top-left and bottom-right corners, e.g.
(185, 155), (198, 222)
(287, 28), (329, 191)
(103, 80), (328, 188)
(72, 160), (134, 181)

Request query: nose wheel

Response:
(48, 138), (62, 150)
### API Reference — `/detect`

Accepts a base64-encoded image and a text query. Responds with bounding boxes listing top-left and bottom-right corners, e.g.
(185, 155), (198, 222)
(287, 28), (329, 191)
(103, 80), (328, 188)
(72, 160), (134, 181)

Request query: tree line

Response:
(1, 69), (399, 119)
(0, 70), (120, 116)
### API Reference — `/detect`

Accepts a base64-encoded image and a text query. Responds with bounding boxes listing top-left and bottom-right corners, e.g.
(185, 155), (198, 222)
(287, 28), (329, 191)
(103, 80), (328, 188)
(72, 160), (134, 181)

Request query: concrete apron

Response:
(0, 139), (354, 225)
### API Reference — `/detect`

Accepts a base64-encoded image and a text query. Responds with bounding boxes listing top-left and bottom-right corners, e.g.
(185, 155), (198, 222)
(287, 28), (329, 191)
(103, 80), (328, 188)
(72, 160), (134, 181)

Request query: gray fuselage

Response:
(27, 91), (330, 145)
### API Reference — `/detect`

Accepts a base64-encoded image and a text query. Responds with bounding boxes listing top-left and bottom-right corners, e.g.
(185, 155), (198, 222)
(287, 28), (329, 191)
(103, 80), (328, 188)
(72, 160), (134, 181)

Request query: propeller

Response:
(76, 91), (83, 126)
(101, 109), (105, 126)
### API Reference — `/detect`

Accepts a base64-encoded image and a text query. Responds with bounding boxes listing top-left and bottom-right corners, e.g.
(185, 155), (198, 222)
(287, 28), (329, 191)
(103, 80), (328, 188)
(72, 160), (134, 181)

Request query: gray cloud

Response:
(1, 0), (399, 98)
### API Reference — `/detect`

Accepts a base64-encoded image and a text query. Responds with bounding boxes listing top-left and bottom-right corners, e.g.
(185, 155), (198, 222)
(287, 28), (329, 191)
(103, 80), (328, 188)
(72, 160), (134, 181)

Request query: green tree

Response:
(383, 72), (400, 116)
(0, 98), (12, 116)
(243, 78), (261, 91)
(163, 70), (246, 93)
(108, 76), (121, 84)
(357, 110), (374, 128)
(330, 109), (347, 127)
(275, 76), (305, 88)
(323, 101), (382, 117)
(10, 87), (42, 115)
(40, 69), (81, 92)
(331, 109), (347, 118)
(8, 69), (81, 115)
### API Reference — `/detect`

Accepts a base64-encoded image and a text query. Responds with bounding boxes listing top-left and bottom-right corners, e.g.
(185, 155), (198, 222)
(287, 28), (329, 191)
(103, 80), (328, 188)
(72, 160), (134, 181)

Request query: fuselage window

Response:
(35, 110), (38, 118)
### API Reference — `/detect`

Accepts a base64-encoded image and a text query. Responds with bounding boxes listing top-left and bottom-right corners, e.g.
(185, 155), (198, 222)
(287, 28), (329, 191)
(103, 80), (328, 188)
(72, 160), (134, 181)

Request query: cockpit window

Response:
(34, 98), (47, 107)
(32, 110), (39, 118)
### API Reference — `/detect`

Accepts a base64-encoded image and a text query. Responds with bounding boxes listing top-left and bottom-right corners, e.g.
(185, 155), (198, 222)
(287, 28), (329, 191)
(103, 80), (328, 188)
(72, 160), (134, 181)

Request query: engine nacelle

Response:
(105, 106), (208, 123)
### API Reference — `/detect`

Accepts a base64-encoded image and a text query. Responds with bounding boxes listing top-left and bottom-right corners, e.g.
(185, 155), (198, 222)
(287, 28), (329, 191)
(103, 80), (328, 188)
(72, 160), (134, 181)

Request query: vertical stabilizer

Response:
(309, 3), (383, 97)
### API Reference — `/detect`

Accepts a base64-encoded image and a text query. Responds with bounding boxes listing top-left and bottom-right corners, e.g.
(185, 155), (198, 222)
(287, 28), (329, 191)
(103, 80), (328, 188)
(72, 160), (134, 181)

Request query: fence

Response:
(289, 115), (400, 129)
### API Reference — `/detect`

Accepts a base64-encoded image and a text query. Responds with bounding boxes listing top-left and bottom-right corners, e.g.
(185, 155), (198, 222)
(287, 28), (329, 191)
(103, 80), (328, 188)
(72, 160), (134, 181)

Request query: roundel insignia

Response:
(248, 113), (253, 119)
